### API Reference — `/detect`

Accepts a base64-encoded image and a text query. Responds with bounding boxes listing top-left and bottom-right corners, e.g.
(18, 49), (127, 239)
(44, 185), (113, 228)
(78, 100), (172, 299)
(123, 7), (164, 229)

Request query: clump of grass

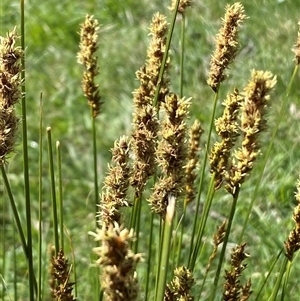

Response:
(1, 1), (300, 301)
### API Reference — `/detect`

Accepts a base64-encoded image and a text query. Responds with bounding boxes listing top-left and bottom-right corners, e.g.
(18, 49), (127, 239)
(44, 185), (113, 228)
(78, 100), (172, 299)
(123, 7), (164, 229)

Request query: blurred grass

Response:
(1, 0), (300, 300)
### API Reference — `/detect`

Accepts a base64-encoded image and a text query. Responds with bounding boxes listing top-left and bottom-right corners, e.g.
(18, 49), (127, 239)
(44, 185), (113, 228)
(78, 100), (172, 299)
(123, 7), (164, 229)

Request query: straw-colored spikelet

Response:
(169, 0), (192, 14)
(131, 12), (169, 196)
(284, 178), (300, 261)
(90, 223), (142, 301)
(149, 94), (190, 217)
(210, 89), (242, 190)
(292, 21), (300, 65)
(185, 120), (203, 203)
(99, 136), (131, 226)
(206, 220), (227, 273)
(164, 266), (195, 301)
(77, 14), (102, 118)
(207, 3), (247, 92)
(223, 243), (252, 301)
(226, 70), (276, 195)
(0, 28), (23, 164)
(50, 249), (75, 301)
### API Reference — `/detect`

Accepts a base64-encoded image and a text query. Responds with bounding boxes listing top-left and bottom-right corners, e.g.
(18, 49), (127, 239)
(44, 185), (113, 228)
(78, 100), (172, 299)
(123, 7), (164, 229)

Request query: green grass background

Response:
(1, 0), (300, 300)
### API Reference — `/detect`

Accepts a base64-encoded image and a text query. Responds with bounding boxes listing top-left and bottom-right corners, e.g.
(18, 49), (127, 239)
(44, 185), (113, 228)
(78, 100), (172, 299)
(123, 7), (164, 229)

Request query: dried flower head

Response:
(165, 266), (195, 301)
(169, 0), (192, 14)
(223, 243), (252, 301)
(210, 89), (242, 189)
(99, 136), (131, 226)
(149, 94), (190, 217)
(51, 249), (76, 301)
(292, 21), (300, 65)
(0, 28), (23, 164)
(185, 120), (203, 203)
(130, 12), (169, 196)
(226, 70), (276, 195)
(90, 223), (142, 301)
(285, 178), (300, 261)
(77, 14), (102, 118)
(207, 3), (247, 92)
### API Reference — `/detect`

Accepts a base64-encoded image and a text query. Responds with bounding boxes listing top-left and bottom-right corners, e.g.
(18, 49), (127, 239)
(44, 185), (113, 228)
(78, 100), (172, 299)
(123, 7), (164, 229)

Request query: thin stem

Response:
(209, 187), (240, 301)
(92, 112), (99, 226)
(47, 127), (59, 253)
(188, 90), (219, 265)
(20, 0), (34, 299)
(179, 13), (185, 98)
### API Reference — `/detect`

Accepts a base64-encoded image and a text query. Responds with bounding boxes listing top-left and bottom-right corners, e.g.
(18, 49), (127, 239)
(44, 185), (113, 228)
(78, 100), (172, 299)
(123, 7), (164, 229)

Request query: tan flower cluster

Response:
(207, 3), (247, 92)
(292, 21), (300, 65)
(90, 223), (142, 301)
(223, 243), (252, 301)
(0, 28), (23, 164)
(131, 13), (169, 196)
(99, 136), (131, 226)
(77, 14), (102, 118)
(149, 94), (190, 217)
(169, 0), (192, 14)
(285, 178), (300, 261)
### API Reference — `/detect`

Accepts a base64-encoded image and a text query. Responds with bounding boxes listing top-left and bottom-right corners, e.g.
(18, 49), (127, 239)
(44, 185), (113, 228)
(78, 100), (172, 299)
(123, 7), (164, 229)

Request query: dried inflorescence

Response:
(77, 14), (102, 118)
(223, 243), (252, 301)
(185, 120), (203, 203)
(164, 266), (195, 301)
(169, 0), (192, 14)
(210, 89), (242, 190)
(131, 12), (170, 196)
(90, 223), (142, 301)
(149, 94), (190, 217)
(51, 249), (76, 301)
(207, 2), (247, 92)
(292, 21), (300, 65)
(285, 178), (300, 261)
(0, 28), (23, 164)
(99, 136), (131, 226)
(225, 70), (276, 195)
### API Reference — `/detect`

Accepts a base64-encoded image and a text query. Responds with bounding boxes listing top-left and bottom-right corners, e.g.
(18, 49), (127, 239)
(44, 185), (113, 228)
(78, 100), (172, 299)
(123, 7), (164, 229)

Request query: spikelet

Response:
(90, 223), (142, 301)
(284, 178), (300, 261)
(223, 243), (252, 301)
(292, 21), (300, 65)
(210, 89), (242, 190)
(207, 3), (247, 92)
(226, 70), (276, 195)
(131, 12), (170, 196)
(169, 0), (192, 14)
(0, 28), (23, 164)
(99, 136), (131, 227)
(149, 94), (190, 217)
(77, 14), (102, 118)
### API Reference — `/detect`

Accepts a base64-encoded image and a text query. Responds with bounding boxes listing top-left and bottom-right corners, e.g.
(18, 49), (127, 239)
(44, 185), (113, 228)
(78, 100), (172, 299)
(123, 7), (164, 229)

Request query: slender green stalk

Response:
(1, 186), (4, 301)
(13, 218), (17, 301)
(189, 173), (215, 269)
(209, 187), (240, 301)
(47, 127), (59, 253)
(239, 64), (299, 243)
(145, 213), (155, 301)
(268, 256), (288, 301)
(179, 13), (186, 98)
(155, 195), (175, 301)
(37, 94), (43, 301)
(188, 90), (219, 266)
(255, 249), (283, 300)
(56, 141), (64, 250)
(92, 112), (99, 226)
(281, 259), (292, 301)
(20, 0), (34, 299)
(153, 0), (180, 108)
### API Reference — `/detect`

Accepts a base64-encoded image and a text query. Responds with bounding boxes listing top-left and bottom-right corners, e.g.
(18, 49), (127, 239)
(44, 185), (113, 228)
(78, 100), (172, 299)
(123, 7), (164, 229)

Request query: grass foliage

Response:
(1, 0), (300, 300)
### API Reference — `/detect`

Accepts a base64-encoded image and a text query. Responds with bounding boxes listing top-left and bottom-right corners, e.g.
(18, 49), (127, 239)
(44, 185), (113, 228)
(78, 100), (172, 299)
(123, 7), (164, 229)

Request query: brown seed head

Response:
(292, 21), (300, 65)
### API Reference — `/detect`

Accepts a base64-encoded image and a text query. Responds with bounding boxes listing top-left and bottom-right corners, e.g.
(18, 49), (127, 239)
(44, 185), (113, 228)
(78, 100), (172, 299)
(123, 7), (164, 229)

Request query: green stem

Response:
(210, 187), (240, 301)
(153, 0), (180, 108)
(20, 0), (34, 299)
(179, 13), (185, 98)
(188, 90), (219, 266)
(145, 213), (154, 301)
(47, 127), (59, 253)
(92, 114), (99, 226)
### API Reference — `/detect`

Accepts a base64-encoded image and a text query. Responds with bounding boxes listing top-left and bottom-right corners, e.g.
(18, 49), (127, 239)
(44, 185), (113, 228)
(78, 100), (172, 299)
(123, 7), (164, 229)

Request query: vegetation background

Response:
(0, 0), (299, 300)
